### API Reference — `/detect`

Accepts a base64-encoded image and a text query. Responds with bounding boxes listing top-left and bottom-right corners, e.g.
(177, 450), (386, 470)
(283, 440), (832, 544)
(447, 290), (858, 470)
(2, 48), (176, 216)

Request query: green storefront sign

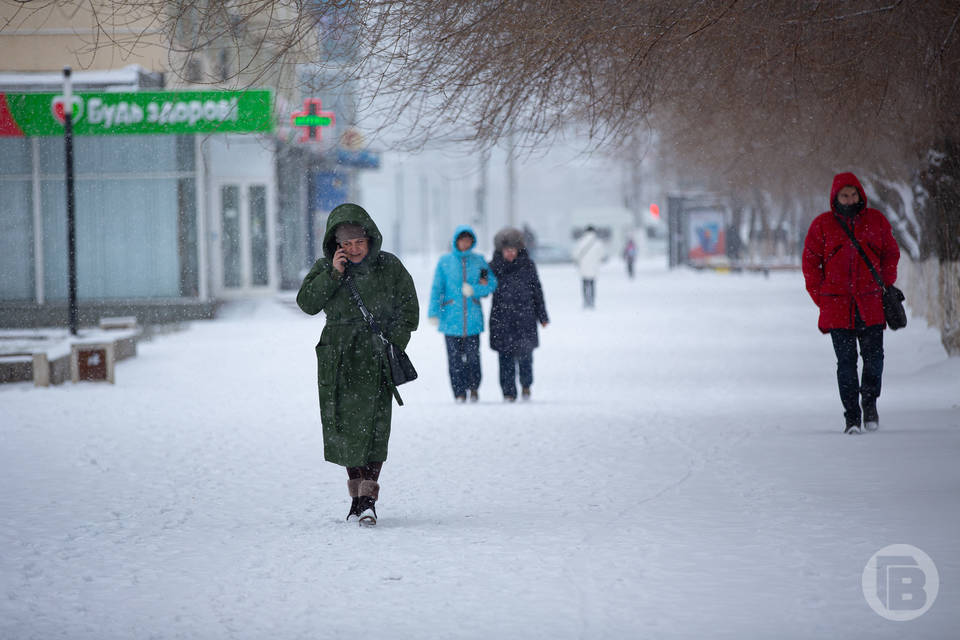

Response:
(0, 89), (273, 137)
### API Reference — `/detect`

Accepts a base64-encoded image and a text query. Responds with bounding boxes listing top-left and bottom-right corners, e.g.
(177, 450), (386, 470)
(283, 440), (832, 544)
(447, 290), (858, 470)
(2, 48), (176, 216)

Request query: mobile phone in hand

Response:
(480, 268), (488, 280)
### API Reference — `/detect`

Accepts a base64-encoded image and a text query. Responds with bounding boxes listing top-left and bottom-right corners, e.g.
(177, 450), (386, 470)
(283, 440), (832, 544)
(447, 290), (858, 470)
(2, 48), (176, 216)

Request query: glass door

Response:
(221, 185), (242, 288)
(216, 181), (273, 294)
(248, 185), (269, 287)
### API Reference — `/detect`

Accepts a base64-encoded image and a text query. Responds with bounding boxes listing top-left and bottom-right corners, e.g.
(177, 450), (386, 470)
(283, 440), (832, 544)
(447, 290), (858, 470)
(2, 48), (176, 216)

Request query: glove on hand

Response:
(461, 282), (475, 297)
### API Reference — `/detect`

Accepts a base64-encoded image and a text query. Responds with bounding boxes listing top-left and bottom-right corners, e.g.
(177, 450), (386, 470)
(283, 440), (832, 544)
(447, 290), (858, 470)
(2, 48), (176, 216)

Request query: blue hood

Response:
(451, 225), (477, 254)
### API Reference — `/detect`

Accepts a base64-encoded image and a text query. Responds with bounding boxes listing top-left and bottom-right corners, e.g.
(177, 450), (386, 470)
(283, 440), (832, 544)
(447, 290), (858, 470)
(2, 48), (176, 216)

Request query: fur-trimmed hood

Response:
(494, 227), (525, 251)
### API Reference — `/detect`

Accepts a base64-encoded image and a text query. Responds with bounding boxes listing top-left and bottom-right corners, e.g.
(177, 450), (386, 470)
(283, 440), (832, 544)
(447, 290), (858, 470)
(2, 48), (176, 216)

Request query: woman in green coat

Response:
(297, 203), (419, 525)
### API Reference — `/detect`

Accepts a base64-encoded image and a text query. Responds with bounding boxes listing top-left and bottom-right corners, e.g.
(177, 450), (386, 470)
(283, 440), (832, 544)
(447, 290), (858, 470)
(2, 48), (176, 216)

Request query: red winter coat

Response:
(802, 172), (900, 333)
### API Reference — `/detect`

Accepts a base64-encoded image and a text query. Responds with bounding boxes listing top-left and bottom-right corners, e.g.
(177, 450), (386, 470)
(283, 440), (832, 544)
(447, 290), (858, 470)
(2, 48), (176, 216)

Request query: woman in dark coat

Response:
(489, 227), (549, 401)
(297, 203), (419, 525)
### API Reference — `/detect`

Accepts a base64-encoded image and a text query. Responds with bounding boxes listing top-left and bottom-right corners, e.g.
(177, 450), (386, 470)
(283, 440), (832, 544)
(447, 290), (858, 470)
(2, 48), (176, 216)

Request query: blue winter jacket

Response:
(428, 225), (498, 336)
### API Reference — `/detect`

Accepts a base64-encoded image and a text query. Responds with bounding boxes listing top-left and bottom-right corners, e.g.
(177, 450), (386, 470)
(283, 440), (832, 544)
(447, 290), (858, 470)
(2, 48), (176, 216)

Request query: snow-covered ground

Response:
(2, 257), (958, 639)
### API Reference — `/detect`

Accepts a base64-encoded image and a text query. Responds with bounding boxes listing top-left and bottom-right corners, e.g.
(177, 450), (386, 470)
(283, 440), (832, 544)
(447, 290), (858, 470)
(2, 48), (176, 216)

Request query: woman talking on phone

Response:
(297, 203), (419, 526)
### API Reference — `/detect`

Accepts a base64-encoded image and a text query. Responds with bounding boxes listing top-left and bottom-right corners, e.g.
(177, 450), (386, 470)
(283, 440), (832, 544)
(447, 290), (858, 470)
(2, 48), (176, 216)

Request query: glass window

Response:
(40, 179), (66, 300)
(38, 136), (65, 175)
(177, 178), (198, 296)
(38, 135), (180, 175)
(0, 138), (31, 176)
(42, 177), (180, 299)
(0, 179), (35, 300)
(176, 135), (196, 172)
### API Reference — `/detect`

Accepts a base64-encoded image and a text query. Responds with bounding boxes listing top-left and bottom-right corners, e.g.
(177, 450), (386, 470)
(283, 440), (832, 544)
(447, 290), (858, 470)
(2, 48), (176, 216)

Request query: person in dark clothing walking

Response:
(297, 203), (419, 525)
(802, 172), (901, 434)
(489, 227), (549, 401)
(623, 236), (638, 279)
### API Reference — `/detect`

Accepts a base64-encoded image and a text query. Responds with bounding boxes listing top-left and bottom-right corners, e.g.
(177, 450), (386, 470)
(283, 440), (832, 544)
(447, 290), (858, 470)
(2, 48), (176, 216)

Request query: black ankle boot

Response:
(346, 497), (361, 522)
(356, 496), (377, 526)
(862, 399), (879, 431)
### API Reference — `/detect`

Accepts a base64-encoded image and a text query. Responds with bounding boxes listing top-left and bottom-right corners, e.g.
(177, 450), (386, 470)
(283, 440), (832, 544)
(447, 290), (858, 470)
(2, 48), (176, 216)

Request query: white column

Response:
(195, 135), (210, 301)
(31, 138), (44, 304)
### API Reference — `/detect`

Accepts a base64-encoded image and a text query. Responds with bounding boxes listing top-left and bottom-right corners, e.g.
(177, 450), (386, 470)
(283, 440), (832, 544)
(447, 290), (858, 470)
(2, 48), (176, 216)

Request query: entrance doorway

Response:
(214, 180), (275, 295)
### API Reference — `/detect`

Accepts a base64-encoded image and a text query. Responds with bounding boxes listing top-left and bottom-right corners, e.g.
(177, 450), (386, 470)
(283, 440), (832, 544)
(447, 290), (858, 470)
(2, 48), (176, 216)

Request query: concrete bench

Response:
(70, 341), (116, 384)
(99, 316), (139, 330)
(0, 346), (72, 387)
(0, 326), (140, 386)
(69, 328), (141, 384)
(33, 344), (73, 387)
(0, 353), (33, 384)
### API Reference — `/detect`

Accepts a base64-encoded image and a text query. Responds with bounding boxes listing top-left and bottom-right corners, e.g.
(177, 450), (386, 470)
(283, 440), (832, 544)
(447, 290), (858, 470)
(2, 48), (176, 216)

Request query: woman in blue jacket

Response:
(428, 225), (497, 402)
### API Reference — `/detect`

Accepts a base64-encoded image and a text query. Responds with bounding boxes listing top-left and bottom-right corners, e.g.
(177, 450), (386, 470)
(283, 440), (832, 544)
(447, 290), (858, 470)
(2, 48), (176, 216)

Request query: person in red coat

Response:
(802, 172), (901, 434)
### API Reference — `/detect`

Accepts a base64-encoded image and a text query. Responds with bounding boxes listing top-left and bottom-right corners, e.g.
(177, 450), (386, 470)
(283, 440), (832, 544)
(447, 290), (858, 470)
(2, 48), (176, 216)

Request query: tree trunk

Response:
(940, 260), (960, 356)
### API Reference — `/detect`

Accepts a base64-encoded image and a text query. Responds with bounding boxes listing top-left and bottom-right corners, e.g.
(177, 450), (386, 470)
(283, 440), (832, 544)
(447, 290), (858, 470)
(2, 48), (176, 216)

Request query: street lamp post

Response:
(63, 67), (78, 336)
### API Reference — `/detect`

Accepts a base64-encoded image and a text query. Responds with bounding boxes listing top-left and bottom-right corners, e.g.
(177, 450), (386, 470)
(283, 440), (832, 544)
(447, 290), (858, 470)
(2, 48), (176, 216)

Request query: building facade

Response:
(0, 2), (377, 327)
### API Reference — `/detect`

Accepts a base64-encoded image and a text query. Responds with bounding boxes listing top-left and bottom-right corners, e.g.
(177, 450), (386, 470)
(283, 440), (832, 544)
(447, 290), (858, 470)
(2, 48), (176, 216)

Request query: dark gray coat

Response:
(488, 249), (548, 354)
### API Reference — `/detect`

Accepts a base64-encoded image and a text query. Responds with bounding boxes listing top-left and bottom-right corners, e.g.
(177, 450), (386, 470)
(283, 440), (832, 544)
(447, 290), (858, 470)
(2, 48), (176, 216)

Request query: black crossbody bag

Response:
(344, 275), (418, 400)
(838, 221), (907, 330)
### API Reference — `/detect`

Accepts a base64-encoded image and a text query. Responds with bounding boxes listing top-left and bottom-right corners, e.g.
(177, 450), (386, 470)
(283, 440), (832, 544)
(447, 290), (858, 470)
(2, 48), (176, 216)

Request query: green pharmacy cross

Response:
(291, 98), (335, 142)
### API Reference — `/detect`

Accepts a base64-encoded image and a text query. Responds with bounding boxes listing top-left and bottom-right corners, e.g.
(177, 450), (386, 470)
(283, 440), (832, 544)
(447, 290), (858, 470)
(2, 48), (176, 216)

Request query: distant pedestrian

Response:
(428, 226), (497, 402)
(297, 203), (419, 525)
(573, 225), (606, 308)
(489, 227), (549, 402)
(623, 236), (638, 279)
(802, 172), (901, 435)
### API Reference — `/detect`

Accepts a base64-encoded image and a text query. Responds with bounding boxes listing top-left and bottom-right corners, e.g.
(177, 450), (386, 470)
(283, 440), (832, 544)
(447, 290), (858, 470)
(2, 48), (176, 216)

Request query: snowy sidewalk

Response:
(1, 260), (958, 639)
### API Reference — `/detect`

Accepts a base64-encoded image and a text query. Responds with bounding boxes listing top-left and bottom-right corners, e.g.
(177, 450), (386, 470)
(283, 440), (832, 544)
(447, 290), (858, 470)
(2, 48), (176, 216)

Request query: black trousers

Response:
(444, 334), (481, 397)
(498, 350), (533, 397)
(829, 321), (884, 426)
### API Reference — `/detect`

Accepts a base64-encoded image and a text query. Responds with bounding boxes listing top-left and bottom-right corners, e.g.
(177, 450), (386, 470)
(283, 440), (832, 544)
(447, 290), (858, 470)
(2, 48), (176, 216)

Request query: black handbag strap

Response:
(344, 273), (404, 402)
(344, 275), (389, 345)
(837, 219), (886, 291)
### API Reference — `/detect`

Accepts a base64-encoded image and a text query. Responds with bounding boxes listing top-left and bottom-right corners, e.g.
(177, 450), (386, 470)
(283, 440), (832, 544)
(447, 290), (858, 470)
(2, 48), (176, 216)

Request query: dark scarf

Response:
(834, 199), (865, 220)
(491, 250), (528, 275)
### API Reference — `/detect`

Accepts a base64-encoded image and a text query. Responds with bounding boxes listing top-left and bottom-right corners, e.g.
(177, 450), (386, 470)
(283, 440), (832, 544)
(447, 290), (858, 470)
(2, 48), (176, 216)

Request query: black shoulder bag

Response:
(838, 221), (907, 330)
(344, 275), (418, 403)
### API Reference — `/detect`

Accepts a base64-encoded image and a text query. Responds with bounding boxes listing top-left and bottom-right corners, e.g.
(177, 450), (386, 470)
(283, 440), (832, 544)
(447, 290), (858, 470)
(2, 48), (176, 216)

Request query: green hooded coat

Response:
(297, 204), (419, 467)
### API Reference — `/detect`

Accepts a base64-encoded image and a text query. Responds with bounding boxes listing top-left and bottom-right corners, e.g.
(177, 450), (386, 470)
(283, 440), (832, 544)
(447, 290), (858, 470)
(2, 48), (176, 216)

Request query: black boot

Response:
(346, 478), (362, 522)
(346, 497), (361, 522)
(356, 496), (377, 526)
(862, 398), (879, 432)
